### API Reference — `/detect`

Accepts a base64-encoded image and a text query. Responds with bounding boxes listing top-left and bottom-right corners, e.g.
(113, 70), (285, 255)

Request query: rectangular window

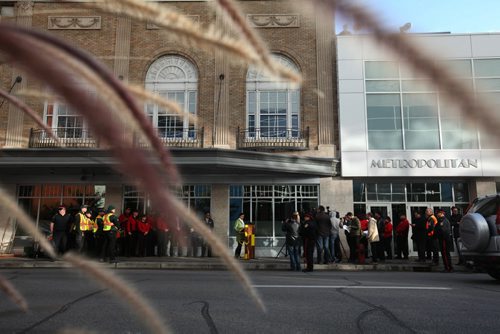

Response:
(259, 91), (287, 137)
(365, 61), (399, 79)
(474, 59), (500, 77)
(366, 94), (403, 149)
(440, 102), (478, 149)
(403, 93), (440, 149)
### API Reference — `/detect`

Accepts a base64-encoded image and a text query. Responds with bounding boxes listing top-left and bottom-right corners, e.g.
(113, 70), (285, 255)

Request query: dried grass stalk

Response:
(0, 273), (29, 312)
(0, 88), (59, 143)
(91, 0), (261, 64)
(213, 0), (301, 83)
(63, 253), (170, 334)
(169, 196), (266, 312)
(1, 24), (180, 182)
(310, 0), (500, 141)
(0, 186), (56, 259)
(0, 24), (265, 310)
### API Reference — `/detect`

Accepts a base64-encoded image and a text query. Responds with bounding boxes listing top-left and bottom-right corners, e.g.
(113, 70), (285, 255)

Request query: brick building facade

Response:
(0, 1), (345, 257)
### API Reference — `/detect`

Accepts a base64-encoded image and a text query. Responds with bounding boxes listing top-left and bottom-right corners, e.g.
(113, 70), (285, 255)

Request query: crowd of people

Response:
(48, 205), (215, 262)
(279, 205), (463, 273)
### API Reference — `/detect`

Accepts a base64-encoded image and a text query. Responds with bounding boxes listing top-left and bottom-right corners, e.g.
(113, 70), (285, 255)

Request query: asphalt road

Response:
(0, 269), (499, 333)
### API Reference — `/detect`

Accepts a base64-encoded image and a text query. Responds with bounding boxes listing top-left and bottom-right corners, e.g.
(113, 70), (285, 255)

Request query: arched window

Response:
(246, 54), (300, 138)
(145, 55), (198, 139)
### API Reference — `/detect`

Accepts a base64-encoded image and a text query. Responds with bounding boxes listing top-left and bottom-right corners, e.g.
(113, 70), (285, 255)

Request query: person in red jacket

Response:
(383, 217), (393, 260)
(137, 215), (151, 257)
(395, 214), (410, 260)
(156, 215), (170, 257)
(125, 209), (139, 257)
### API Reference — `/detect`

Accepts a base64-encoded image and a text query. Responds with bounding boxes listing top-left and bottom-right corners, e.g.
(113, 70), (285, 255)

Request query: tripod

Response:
(275, 241), (288, 259)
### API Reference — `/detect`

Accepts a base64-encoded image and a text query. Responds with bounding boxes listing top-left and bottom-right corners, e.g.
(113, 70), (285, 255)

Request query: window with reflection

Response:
(246, 54), (300, 138)
(145, 55), (197, 140)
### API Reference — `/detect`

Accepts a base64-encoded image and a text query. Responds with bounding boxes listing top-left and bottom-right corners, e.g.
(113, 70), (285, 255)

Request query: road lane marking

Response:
(252, 285), (451, 290)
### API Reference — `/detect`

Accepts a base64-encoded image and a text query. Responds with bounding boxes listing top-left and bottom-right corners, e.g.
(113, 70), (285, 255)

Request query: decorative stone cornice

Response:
(247, 14), (300, 28)
(48, 16), (101, 30)
(147, 15), (200, 29)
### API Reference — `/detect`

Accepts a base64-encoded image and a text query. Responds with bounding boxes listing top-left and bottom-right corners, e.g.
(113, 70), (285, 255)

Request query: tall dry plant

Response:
(0, 15), (265, 318)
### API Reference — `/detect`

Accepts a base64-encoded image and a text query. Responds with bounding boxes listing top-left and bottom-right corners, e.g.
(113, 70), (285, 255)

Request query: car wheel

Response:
(486, 268), (500, 280)
(460, 213), (490, 252)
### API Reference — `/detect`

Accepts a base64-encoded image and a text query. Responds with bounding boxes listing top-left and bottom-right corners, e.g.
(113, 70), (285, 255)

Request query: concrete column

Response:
(212, 13), (230, 149)
(473, 179), (497, 198)
(210, 184), (229, 250)
(105, 184), (124, 213)
(4, 1), (33, 148)
(315, 8), (336, 155)
(320, 178), (353, 216)
(0, 183), (18, 254)
(113, 16), (132, 82)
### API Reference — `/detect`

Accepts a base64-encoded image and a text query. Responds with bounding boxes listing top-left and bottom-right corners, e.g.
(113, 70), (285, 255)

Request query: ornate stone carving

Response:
(15, 1), (34, 16)
(48, 16), (101, 30)
(247, 14), (300, 28)
(147, 15), (200, 29)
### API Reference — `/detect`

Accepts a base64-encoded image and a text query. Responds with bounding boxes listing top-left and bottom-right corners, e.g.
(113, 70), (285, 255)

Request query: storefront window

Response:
(123, 185), (211, 216)
(17, 184), (106, 235)
(229, 184), (319, 247)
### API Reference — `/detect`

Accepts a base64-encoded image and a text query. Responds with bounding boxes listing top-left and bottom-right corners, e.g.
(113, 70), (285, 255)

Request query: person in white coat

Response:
(367, 212), (380, 264)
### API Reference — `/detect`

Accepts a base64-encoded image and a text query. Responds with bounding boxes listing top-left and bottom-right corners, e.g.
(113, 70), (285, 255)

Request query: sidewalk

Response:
(0, 255), (469, 272)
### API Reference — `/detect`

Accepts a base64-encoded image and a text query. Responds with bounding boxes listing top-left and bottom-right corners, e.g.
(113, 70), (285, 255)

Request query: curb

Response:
(0, 258), (469, 272)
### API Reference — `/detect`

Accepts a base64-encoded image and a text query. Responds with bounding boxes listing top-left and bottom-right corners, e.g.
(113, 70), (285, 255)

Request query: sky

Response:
(335, 0), (500, 34)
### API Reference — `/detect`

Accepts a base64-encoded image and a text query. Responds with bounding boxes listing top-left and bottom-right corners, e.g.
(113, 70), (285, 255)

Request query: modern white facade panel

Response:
(338, 33), (500, 178)
(338, 92), (367, 151)
(471, 34), (500, 57)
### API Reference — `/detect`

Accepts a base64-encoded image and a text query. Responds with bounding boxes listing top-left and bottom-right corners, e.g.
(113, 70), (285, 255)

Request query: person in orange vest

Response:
(100, 205), (120, 263)
(425, 208), (440, 265)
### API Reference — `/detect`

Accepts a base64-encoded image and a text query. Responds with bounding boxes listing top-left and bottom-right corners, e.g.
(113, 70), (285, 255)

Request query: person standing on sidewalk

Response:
(282, 212), (301, 271)
(411, 210), (428, 262)
(374, 212), (386, 262)
(125, 209), (139, 257)
(450, 207), (464, 265)
(315, 206), (332, 264)
(101, 205), (119, 263)
(345, 212), (361, 263)
(49, 206), (72, 255)
(436, 209), (453, 272)
(299, 213), (317, 272)
(329, 210), (341, 263)
(366, 212), (380, 264)
(234, 213), (246, 259)
(395, 214), (410, 260)
(201, 212), (215, 257)
(383, 217), (393, 260)
(425, 208), (440, 265)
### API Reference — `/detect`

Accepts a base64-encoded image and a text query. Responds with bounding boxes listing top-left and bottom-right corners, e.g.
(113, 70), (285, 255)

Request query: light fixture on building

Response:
(400, 22), (412, 33)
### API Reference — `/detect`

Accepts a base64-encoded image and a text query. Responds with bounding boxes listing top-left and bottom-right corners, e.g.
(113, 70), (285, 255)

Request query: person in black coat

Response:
(299, 213), (318, 272)
(411, 211), (428, 262)
(436, 209), (453, 272)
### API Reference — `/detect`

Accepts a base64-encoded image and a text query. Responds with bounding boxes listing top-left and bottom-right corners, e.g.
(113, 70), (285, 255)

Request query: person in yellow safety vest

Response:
(73, 205), (88, 252)
(100, 205), (120, 263)
(425, 208), (439, 265)
(94, 208), (106, 259)
(84, 210), (96, 257)
(234, 212), (245, 259)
